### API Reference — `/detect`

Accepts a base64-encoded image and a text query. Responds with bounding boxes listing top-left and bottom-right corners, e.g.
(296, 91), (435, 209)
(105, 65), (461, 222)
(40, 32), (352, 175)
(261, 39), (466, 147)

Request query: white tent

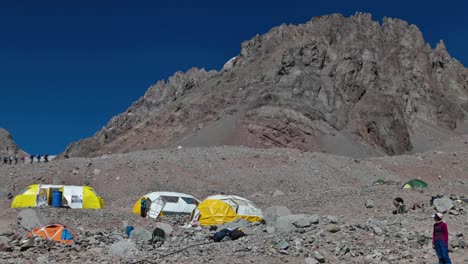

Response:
(133, 192), (199, 219)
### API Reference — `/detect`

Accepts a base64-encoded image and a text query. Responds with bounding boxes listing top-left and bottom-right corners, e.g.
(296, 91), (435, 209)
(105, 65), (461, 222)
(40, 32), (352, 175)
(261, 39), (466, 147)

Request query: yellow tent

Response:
(11, 184), (104, 209)
(191, 195), (263, 226)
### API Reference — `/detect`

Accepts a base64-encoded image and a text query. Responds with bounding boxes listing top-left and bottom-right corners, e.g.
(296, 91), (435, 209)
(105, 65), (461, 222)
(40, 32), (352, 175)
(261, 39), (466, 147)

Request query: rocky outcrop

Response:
(0, 128), (23, 157)
(64, 13), (468, 157)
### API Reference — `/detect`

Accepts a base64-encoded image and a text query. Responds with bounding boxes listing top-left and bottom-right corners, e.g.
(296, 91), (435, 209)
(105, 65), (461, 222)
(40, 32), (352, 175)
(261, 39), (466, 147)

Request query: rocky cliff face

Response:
(64, 13), (468, 158)
(0, 128), (22, 157)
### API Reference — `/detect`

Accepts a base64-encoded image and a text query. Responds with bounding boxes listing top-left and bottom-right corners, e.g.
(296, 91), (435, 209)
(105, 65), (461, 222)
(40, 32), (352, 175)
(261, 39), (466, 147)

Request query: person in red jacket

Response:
(432, 212), (451, 264)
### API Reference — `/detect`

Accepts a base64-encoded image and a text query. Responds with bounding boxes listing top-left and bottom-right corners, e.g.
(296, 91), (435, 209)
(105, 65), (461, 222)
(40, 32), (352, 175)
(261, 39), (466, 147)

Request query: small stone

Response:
(372, 226), (384, 236)
(272, 190), (284, 196)
(275, 240), (289, 250)
(36, 256), (48, 264)
(305, 257), (319, 264)
(365, 199), (374, 208)
(314, 251), (326, 263)
(325, 224), (340, 233)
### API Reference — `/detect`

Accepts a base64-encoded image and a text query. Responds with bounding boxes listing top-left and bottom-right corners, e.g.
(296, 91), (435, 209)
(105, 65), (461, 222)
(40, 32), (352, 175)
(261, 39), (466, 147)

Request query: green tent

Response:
(372, 179), (386, 186)
(402, 179), (428, 189)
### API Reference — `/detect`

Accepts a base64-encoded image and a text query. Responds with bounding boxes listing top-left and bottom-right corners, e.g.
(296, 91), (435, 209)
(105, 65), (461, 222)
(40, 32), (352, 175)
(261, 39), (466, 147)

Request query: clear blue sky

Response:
(1, 0), (467, 154)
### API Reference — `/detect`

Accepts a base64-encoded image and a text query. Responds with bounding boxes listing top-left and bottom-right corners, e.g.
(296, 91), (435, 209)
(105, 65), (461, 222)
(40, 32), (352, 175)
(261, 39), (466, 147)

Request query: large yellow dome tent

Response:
(133, 191), (199, 219)
(11, 184), (104, 209)
(191, 195), (263, 226)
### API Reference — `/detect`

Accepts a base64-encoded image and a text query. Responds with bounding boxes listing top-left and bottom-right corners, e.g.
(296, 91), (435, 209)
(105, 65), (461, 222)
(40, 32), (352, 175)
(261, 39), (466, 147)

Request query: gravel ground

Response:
(0, 138), (467, 263)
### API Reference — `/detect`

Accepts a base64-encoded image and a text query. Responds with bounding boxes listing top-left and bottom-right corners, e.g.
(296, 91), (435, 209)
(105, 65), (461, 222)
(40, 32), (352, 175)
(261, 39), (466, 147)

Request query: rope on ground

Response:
(159, 241), (214, 258)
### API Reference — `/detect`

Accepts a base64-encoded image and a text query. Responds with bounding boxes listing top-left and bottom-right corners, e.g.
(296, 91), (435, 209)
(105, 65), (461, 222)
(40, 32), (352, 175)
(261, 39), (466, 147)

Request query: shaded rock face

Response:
(0, 128), (22, 157)
(64, 13), (468, 158)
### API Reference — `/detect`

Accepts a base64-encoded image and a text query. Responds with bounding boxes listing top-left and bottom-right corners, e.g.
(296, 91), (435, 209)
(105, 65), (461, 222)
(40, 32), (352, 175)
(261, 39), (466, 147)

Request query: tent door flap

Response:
(148, 198), (165, 219)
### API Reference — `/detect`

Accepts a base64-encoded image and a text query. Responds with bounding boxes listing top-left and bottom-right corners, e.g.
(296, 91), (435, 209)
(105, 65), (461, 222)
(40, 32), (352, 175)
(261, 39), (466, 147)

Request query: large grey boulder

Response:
(271, 216), (297, 234)
(264, 206), (292, 224)
(270, 214), (318, 234)
(433, 197), (454, 213)
(109, 240), (137, 258)
(17, 209), (49, 231)
(291, 214), (320, 228)
(129, 227), (151, 242)
(154, 222), (174, 236)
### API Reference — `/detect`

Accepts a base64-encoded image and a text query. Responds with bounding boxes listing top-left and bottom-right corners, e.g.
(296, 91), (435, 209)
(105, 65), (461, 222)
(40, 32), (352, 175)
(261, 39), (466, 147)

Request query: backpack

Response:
(213, 228), (232, 242)
(125, 226), (134, 238)
(229, 228), (245, 240)
(151, 227), (165, 242)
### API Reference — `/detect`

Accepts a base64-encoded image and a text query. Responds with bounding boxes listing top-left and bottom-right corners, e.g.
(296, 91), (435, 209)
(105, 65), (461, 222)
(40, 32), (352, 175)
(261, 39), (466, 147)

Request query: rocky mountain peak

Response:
(64, 13), (468, 158)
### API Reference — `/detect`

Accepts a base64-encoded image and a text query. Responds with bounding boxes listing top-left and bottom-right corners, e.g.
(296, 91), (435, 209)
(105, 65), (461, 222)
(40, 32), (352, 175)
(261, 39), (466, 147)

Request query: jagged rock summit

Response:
(64, 13), (468, 158)
(0, 128), (23, 157)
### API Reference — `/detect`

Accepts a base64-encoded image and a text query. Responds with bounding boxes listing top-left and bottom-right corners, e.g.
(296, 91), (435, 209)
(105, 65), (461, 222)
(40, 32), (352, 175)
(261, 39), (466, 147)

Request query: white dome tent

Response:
(133, 192), (199, 219)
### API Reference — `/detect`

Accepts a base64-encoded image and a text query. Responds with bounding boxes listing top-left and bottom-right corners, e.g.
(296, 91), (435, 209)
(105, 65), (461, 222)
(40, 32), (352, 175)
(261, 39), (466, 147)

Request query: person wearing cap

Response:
(432, 212), (451, 264)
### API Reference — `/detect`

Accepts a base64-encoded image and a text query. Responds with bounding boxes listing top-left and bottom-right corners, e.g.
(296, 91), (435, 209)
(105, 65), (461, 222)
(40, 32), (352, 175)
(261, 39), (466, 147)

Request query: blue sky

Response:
(1, 0), (467, 154)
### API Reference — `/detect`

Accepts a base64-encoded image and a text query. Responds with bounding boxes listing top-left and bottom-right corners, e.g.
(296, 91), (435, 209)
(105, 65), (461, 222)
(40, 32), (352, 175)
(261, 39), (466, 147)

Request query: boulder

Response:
(0, 236), (9, 244)
(269, 214), (320, 233)
(305, 257), (319, 264)
(36, 256), (49, 264)
(433, 197), (454, 213)
(154, 222), (174, 236)
(17, 209), (49, 231)
(292, 214), (320, 228)
(109, 240), (137, 258)
(0, 243), (12, 252)
(275, 240), (289, 250)
(129, 227), (151, 242)
(325, 224), (340, 233)
(272, 190), (284, 196)
(365, 199), (375, 208)
(271, 216), (297, 234)
(264, 206), (292, 224)
(314, 251), (326, 263)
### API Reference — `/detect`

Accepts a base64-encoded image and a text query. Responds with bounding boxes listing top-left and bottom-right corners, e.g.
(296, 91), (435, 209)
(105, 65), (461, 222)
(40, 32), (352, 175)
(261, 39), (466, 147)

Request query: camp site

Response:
(1, 4), (468, 263)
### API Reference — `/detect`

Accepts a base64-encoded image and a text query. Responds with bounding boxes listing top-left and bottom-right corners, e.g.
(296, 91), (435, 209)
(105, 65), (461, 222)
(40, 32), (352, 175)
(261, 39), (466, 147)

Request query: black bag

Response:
(213, 229), (232, 242)
(151, 227), (165, 243)
(229, 229), (245, 240)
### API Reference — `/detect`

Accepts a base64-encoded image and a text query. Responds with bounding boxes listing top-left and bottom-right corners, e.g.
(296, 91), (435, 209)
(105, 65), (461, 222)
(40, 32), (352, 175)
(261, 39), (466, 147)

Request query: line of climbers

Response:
(2, 154), (49, 165)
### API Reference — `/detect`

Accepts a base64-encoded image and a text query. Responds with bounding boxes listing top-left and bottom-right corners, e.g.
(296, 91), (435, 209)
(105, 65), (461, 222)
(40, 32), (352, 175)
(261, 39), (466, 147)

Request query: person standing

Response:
(140, 197), (147, 218)
(30, 154), (34, 164)
(432, 212), (452, 264)
(36, 154), (41, 163)
(8, 156), (12, 165)
(14, 154), (18, 165)
(44, 154), (49, 162)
